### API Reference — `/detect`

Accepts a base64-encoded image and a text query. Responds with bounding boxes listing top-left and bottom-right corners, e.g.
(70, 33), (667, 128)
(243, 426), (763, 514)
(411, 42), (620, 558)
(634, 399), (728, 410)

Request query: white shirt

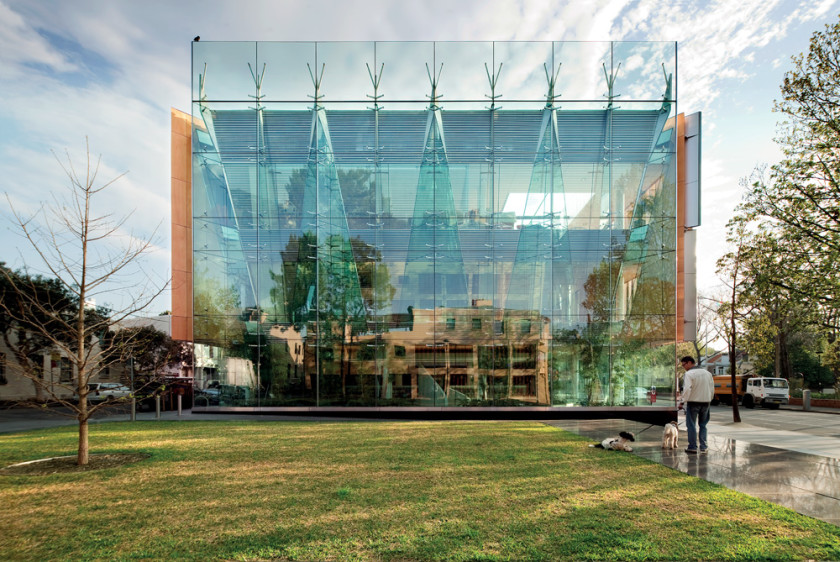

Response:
(682, 366), (714, 403)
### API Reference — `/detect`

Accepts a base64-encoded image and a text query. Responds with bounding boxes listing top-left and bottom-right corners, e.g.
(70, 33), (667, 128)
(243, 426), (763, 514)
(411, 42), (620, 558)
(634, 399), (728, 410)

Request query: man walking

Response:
(679, 356), (714, 454)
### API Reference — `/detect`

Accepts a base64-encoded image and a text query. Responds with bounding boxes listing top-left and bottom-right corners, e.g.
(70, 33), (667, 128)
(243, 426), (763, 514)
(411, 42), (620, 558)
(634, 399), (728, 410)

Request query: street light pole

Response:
(130, 356), (136, 422)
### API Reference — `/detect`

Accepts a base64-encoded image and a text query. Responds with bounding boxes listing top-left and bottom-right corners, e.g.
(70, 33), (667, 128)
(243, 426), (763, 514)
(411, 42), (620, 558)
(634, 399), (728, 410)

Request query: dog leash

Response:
(635, 420), (681, 436)
(634, 423), (657, 436)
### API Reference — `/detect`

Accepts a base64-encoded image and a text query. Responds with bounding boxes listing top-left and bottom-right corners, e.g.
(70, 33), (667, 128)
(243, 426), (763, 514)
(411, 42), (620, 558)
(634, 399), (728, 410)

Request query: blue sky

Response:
(1, 0), (838, 314)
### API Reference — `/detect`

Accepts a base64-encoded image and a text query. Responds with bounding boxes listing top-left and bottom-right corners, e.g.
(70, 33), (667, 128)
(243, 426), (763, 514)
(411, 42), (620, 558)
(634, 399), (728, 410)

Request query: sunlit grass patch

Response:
(0, 420), (838, 561)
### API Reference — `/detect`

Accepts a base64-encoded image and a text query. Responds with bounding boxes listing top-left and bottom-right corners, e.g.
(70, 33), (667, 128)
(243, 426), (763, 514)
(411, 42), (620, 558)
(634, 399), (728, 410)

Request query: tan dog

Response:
(662, 421), (679, 449)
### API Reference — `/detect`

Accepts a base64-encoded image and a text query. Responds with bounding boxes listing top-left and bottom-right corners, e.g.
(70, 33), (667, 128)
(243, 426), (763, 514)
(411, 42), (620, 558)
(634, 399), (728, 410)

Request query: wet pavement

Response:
(2, 405), (839, 527)
(549, 413), (840, 527)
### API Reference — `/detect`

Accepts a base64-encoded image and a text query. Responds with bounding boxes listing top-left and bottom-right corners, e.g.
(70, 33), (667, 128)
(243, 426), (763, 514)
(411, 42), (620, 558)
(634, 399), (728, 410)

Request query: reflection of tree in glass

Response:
(279, 232), (317, 326)
(317, 234), (366, 329)
(282, 168), (306, 220)
(193, 273), (245, 349)
(276, 233), (394, 328)
(339, 169), (373, 226)
(620, 277), (675, 345)
(338, 169), (395, 229)
(350, 237), (395, 319)
(578, 260), (616, 405)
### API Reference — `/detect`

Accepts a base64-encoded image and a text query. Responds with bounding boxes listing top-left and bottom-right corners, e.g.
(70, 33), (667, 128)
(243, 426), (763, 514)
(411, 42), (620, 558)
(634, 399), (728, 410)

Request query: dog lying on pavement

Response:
(662, 421), (679, 449)
(589, 431), (635, 452)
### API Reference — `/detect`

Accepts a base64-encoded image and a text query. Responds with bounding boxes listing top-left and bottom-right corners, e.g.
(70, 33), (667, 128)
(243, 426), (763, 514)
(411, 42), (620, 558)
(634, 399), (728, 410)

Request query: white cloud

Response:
(0, 0), (78, 77)
(2, 0), (840, 309)
(796, 0), (839, 22)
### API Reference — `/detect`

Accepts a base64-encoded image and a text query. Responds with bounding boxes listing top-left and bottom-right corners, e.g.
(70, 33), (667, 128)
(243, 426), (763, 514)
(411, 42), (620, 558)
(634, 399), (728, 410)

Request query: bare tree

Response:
(716, 214), (755, 424)
(1, 139), (166, 465)
(692, 295), (720, 367)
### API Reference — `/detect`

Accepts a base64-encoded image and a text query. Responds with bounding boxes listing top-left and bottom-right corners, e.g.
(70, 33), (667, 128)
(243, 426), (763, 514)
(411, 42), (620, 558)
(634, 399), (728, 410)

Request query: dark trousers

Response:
(685, 401), (710, 451)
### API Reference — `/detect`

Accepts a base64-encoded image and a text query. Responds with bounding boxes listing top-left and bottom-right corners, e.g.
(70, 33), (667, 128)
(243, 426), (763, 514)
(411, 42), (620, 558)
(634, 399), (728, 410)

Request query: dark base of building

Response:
(192, 406), (677, 426)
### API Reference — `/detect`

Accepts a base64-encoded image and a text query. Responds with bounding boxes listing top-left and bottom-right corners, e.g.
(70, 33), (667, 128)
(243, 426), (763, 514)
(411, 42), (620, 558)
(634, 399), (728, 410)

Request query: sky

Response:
(1, 0), (838, 316)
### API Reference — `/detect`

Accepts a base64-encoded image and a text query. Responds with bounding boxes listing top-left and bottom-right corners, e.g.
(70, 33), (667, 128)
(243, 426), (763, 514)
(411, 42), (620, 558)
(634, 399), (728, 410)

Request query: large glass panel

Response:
(316, 42), (376, 101)
(555, 42), (612, 104)
(611, 42), (676, 102)
(257, 42), (316, 101)
(190, 41), (681, 411)
(493, 42), (553, 102)
(374, 42), (434, 102)
(433, 42), (494, 104)
(192, 42), (256, 102)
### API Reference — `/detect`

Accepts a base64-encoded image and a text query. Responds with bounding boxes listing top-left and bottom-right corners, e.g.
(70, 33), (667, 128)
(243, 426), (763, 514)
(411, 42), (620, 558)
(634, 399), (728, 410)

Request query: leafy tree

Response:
(743, 20), (840, 305)
(758, 339), (832, 390)
(733, 19), (840, 392)
(735, 222), (817, 381)
(103, 326), (193, 386)
(1, 140), (164, 465)
(0, 265), (76, 402)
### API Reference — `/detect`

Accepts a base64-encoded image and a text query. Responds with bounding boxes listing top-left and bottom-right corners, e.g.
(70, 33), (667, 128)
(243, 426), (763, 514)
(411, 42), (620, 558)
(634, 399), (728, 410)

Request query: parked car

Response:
(195, 381), (220, 406)
(85, 383), (132, 404)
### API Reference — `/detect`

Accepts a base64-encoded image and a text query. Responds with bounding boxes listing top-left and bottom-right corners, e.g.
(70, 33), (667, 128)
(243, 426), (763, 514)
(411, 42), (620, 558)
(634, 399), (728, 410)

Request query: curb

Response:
(778, 405), (840, 415)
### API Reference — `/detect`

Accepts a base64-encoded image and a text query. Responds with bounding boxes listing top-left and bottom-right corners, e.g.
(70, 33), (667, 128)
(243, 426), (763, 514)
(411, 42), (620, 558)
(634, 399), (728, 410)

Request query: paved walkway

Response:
(548, 414), (840, 527)
(0, 406), (377, 434)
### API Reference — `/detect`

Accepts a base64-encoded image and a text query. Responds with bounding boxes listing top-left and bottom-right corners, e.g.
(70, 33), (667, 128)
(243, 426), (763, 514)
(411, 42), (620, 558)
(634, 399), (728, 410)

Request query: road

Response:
(704, 404), (840, 459)
(709, 404), (840, 437)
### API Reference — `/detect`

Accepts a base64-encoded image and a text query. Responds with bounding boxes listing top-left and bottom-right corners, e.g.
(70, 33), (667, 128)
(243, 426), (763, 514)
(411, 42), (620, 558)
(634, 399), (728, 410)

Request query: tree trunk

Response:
(77, 417), (89, 466)
(729, 283), (741, 423)
(779, 334), (792, 380)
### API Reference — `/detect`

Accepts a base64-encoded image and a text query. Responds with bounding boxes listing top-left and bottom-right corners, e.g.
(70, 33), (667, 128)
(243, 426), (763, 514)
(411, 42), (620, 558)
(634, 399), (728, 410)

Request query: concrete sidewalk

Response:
(0, 406), (378, 434)
(779, 404), (840, 415)
(548, 415), (840, 527)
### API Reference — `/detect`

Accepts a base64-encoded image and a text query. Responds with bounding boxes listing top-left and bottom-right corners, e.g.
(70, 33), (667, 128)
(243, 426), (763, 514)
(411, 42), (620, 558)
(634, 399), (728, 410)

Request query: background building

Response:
(172, 41), (700, 418)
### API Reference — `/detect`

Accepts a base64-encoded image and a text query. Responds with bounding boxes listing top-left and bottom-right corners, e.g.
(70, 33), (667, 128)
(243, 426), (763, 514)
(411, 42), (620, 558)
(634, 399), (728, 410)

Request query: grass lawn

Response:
(1, 420), (838, 561)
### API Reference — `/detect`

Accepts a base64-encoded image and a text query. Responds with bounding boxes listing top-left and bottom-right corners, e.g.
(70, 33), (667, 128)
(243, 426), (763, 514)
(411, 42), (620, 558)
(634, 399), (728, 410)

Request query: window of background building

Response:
(59, 357), (73, 383)
(0, 352), (6, 385)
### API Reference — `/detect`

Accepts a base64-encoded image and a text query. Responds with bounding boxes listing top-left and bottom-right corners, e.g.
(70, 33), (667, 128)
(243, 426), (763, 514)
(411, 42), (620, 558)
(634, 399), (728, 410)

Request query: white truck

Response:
(712, 375), (790, 409)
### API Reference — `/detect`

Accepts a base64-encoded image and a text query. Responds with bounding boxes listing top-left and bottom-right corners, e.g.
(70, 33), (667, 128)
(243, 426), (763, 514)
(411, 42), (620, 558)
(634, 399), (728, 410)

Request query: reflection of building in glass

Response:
(305, 305), (552, 406)
(172, 41), (700, 419)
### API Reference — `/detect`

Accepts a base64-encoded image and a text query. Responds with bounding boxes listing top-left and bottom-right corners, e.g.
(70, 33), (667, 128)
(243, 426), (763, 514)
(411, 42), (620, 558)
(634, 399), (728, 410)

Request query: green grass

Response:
(0, 420), (838, 561)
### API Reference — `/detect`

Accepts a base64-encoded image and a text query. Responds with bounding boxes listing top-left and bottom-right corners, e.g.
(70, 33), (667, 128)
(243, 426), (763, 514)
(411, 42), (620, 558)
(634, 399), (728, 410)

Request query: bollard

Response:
(803, 389), (811, 411)
(177, 394), (182, 417)
(155, 395), (161, 419)
(130, 397), (136, 422)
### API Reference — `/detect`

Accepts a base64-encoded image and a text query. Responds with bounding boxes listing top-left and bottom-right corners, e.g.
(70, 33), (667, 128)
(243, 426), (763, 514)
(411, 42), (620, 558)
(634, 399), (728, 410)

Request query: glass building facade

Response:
(188, 41), (682, 412)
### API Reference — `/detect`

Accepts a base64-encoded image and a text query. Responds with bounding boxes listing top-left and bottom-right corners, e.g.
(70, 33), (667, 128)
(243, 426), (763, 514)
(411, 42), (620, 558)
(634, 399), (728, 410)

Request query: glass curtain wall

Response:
(191, 41), (678, 408)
